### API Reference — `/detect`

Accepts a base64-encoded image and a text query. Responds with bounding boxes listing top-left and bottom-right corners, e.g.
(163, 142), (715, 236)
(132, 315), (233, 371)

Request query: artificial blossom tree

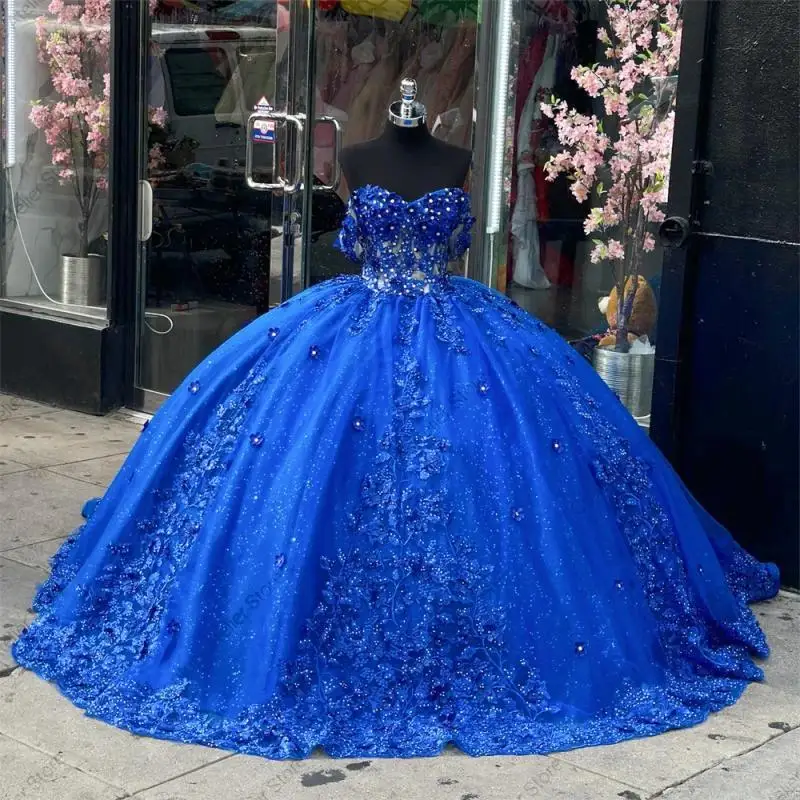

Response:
(542, 0), (682, 351)
(29, 0), (164, 259)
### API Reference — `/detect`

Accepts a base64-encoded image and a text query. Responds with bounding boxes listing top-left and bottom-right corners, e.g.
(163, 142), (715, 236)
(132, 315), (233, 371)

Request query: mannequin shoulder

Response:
(340, 139), (382, 165)
(339, 139), (382, 186)
(339, 143), (364, 189)
(433, 140), (472, 184)
(433, 138), (471, 160)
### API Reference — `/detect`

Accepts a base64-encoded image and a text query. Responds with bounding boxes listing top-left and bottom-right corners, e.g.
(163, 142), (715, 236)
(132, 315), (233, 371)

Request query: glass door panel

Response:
(133, 2), (481, 408)
(295, 3), (480, 293)
(134, 7), (279, 404)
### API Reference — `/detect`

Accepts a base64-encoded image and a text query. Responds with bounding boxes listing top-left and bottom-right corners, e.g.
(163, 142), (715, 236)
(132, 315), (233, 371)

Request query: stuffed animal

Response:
(597, 276), (657, 348)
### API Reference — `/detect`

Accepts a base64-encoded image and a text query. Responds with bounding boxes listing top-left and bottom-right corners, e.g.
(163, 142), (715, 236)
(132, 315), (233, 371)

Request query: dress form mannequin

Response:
(340, 79), (471, 201)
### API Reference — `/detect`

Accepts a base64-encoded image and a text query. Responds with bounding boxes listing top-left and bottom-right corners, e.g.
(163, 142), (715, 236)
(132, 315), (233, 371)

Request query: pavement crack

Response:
(647, 728), (800, 798)
(124, 753), (235, 795)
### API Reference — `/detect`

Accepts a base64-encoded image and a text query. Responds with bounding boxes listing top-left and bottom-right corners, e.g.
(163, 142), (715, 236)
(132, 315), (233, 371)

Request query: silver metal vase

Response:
(60, 254), (106, 307)
(592, 347), (655, 418)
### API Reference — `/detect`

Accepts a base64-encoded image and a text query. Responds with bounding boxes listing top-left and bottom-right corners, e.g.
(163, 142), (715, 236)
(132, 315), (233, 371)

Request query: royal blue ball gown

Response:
(14, 185), (779, 759)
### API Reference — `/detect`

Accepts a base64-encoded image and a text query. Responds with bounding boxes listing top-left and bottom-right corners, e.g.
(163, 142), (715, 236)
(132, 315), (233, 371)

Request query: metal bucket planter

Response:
(60, 254), (106, 307)
(592, 346), (655, 418)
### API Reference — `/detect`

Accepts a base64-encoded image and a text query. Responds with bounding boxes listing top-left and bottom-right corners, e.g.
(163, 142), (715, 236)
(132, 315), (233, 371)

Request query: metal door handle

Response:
(282, 113), (305, 194)
(245, 111), (304, 192)
(245, 113), (342, 193)
(138, 179), (153, 242)
(314, 115), (342, 192)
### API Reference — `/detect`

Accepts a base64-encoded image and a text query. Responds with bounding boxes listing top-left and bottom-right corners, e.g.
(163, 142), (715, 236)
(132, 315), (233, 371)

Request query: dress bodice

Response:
(335, 185), (474, 296)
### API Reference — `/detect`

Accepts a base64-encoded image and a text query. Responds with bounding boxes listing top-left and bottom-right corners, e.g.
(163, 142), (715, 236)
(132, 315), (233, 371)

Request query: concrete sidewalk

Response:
(0, 394), (798, 800)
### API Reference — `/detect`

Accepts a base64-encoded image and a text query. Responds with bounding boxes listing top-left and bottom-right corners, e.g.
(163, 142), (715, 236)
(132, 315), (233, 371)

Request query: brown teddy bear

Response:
(597, 276), (657, 348)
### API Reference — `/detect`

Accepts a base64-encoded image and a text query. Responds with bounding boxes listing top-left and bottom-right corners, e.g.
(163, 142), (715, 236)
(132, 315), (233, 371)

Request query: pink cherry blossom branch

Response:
(540, 0), (682, 350)
(29, 0), (165, 256)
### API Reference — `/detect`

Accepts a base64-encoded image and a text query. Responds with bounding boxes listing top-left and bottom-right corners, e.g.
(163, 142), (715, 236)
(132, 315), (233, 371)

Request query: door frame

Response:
(120, 6), (291, 412)
(649, 0), (715, 463)
(108, 0), (148, 411)
(268, 0), (324, 302)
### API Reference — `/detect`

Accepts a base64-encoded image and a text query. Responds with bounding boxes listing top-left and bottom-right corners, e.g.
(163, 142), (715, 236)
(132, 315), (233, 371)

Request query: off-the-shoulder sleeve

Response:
(334, 195), (363, 262)
(448, 196), (475, 260)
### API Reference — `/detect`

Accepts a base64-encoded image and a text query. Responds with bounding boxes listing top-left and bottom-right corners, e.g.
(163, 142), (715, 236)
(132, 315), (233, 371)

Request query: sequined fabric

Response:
(337, 185), (473, 296)
(14, 186), (779, 760)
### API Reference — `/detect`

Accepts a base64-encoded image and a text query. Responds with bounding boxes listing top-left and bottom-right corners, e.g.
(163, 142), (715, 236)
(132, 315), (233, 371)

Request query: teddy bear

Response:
(597, 276), (658, 348)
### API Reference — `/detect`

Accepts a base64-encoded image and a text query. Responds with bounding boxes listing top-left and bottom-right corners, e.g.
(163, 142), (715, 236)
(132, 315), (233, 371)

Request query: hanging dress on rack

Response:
(331, 35), (379, 113)
(343, 38), (402, 147)
(421, 26), (476, 127)
(511, 32), (561, 289)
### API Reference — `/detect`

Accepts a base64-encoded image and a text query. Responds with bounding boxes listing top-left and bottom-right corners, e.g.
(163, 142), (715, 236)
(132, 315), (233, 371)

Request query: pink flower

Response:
(607, 240), (626, 260)
(572, 181), (590, 203)
(149, 106), (167, 127)
(543, 0), (680, 304)
(571, 66), (604, 97)
(30, 0), (162, 218)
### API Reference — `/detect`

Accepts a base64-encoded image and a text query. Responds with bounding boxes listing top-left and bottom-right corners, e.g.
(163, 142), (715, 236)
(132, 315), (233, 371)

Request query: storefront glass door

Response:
(133, 1), (479, 410)
(292, 3), (479, 292)
(133, 5), (280, 406)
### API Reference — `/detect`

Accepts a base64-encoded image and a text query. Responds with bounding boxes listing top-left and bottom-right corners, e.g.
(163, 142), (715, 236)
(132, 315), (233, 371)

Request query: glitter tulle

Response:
(13, 185), (779, 759)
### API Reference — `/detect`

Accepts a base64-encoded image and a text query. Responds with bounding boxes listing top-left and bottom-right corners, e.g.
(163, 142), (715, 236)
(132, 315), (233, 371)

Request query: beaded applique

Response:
(336, 185), (475, 353)
(517, 322), (776, 679)
(16, 279), (361, 675)
(336, 185), (475, 298)
(277, 303), (556, 751)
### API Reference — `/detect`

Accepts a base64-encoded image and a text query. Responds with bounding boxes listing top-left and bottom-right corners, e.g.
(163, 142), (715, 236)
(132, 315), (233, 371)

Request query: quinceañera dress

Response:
(15, 186), (779, 759)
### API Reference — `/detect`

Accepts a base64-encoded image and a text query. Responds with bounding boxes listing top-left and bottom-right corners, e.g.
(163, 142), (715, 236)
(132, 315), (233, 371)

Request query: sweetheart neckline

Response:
(352, 184), (470, 207)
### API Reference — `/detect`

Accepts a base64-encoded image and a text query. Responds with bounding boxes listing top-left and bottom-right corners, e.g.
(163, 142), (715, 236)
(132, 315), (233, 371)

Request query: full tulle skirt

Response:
(14, 275), (779, 758)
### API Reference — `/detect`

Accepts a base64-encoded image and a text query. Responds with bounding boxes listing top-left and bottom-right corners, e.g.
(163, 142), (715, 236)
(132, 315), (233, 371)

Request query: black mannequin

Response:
(339, 120), (472, 202)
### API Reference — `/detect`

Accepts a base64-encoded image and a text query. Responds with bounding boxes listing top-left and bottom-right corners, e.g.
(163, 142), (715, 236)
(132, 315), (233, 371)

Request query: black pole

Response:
(106, 0), (145, 407)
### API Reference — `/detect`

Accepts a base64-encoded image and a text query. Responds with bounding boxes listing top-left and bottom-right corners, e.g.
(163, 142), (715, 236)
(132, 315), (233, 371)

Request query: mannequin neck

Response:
(380, 119), (433, 148)
(339, 118), (471, 201)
